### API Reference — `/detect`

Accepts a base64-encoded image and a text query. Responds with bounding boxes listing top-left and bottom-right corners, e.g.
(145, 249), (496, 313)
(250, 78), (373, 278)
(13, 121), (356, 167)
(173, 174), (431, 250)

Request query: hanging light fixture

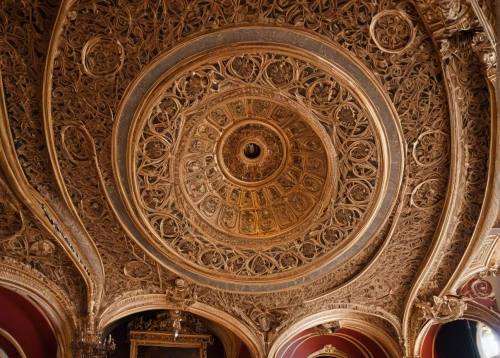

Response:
(171, 310), (183, 341)
(71, 331), (116, 358)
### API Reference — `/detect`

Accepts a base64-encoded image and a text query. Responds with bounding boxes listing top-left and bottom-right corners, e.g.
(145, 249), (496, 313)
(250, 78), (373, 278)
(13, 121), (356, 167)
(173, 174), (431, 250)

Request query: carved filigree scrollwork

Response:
(0, 192), (24, 244)
(413, 0), (478, 37)
(38, 0), (451, 319)
(416, 295), (467, 324)
(165, 279), (198, 309)
(0, 177), (85, 312)
(132, 50), (382, 279)
(370, 10), (415, 53)
(128, 311), (207, 335)
(4, 1), (478, 352)
(471, 31), (497, 81)
(461, 278), (495, 301)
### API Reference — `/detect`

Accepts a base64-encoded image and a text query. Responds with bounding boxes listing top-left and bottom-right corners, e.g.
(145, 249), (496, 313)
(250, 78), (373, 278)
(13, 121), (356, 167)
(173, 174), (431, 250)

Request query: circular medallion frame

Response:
(112, 27), (404, 292)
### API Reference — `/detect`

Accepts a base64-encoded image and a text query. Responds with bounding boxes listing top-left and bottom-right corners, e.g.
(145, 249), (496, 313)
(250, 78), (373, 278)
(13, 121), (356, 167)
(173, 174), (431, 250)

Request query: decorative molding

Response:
(269, 307), (401, 358)
(0, 2), (496, 358)
(166, 279), (198, 309)
(416, 296), (467, 324)
(98, 295), (264, 358)
(0, 328), (26, 358)
(306, 344), (350, 358)
(0, 259), (75, 357)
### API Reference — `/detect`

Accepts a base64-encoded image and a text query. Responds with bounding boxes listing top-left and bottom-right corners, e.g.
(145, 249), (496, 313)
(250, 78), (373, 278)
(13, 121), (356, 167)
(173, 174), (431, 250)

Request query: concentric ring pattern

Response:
(120, 42), (393, 285)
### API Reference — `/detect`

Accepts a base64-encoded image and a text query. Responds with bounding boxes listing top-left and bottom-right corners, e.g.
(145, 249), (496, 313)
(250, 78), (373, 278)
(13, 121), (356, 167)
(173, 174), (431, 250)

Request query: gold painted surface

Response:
(0, 0), (496, 357)
(124, 45), (386, 282)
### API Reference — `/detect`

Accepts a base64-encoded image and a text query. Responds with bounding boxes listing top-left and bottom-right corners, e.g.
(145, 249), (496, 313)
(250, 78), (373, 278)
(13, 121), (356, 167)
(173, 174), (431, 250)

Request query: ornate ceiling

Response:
(0, 0), (497, 357)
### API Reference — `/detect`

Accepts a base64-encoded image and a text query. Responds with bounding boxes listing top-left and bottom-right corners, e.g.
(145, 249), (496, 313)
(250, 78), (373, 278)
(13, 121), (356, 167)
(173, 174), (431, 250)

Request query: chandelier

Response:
(71, 331), (116, 358)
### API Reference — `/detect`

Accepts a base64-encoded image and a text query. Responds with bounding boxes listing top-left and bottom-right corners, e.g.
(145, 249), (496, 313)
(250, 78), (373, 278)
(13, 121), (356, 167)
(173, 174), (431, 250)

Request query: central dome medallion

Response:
(117, 33), (400, 289)
(220, 121), (285, 184)
(176, 95), (332, 240)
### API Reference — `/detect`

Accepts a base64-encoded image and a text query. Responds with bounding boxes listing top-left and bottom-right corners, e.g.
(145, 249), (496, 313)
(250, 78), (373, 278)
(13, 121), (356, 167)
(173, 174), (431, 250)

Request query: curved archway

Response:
(417, 303), (500, 358)
(0, 286), (58, 357)
(0, 328), (25, 358)
(415, 275), (500, 358)
(0, 261), (76, 357)
(106, 309), (229, 358)
(275, 327), (392, 358)
(98, 295), (264, 358)
(269, 308), (400, 358)
(306, 344), (350, 358)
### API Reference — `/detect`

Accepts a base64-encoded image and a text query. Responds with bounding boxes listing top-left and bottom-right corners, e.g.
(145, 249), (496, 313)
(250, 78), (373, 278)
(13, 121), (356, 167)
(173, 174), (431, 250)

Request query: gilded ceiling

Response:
(0, 0), (497, 357)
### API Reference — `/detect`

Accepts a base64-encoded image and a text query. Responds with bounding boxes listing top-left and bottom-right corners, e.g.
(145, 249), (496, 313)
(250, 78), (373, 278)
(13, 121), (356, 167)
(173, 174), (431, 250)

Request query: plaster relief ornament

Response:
(370, 9), (415, 53)
(0, 195), (24, 243)
(0, 0), (494, 355)
(416, 295), (467, 324)
(81, 35), (124, 79)
(461, 278), (495, 300)
(114, 35), (403, 291)
(131, 53), (380, 277)
(165, 278), (198, 309)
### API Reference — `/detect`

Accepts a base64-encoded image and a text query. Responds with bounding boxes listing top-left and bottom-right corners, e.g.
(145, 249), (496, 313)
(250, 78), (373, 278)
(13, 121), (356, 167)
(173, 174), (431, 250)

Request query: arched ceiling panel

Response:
(0, 0), (496, 356)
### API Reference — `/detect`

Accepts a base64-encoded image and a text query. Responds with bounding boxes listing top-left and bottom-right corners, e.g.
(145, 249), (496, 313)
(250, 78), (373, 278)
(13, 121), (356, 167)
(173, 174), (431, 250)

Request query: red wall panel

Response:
(0, 286), (57, 358)
(277, 328), (390, 358)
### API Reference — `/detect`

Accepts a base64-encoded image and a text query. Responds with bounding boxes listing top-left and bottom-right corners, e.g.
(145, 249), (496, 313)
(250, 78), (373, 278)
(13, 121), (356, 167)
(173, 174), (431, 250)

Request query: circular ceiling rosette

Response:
(112, 28), (404, 292)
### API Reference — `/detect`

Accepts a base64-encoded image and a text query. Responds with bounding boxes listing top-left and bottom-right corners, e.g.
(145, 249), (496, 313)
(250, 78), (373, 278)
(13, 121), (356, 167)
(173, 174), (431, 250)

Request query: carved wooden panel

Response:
(0, 0), (495, 356)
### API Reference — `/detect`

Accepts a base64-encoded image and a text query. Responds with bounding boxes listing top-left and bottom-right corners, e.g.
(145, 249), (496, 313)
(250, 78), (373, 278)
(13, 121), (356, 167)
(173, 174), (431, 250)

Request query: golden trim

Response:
(445, 79), (500, 294)
(0, 328), (26, 358)
(0, 70), (96, 310)
(431, 325), (441, 358)
(333, 332), (373, 358)
(129, 331), (212, 358)
(402, 6), (497, 355)
(306, 344), (350, 358)
(109, 26), (404, 291)
(0, 267), (74, 358)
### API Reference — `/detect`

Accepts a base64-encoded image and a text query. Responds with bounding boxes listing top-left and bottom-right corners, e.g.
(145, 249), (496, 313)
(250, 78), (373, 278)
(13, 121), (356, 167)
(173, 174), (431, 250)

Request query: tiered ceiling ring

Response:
(173, 93), (334, 243)
(112, 28), (404, 292)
